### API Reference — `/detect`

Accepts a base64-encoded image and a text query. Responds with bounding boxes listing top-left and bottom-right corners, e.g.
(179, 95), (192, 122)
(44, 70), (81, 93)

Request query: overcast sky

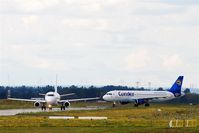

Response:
(0, 0), (198, 88)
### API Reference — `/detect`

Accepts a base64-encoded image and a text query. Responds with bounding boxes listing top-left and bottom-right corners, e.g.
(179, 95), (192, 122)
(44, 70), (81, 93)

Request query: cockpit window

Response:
(47, 94), (54, 96)
(106, 93), (112, 95)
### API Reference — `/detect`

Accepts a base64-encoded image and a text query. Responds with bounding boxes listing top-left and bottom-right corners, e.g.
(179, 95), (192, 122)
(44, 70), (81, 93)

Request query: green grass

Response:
(0, 100), (199, 132)
(0, 100), (33, 109)
(1, 127), (198, 133)
(19, 104), (199, 120)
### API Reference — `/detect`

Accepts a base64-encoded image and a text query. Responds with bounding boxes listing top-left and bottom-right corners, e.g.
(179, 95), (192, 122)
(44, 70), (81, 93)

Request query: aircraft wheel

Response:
(134, 104), (138, 107)
(61, 106), (65, 110)
(112, 102), (116, 107)
(42, 106), (46, 110)
(112, 103), (116, 107)
(145, 103), (150, 107)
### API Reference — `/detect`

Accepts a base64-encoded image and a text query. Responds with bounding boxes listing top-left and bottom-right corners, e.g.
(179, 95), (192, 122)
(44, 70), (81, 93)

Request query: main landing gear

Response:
(145, 103), (150, 107)
(41, 103), (46, 110)
(41, 105), (46, 110)
(134, 103), (138, 107)
(134, 100), (150, 107)
(61, 105), (66, 110)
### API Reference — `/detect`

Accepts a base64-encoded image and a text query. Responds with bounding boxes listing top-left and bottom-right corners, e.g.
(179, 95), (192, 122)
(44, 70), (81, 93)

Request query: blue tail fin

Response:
(168, 76), (184, 97)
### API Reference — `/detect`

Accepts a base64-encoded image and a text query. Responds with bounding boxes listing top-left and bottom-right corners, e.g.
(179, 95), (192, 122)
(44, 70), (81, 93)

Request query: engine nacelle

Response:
(64, 101), (70, 107)
(120, 101), (130, 105)
(136, 99), (145, 105)
(34, 101), (41, 107)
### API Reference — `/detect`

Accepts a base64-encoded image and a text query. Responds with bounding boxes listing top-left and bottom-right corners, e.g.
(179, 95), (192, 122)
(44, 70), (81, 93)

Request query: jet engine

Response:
(137, 99), (145, 105)
(135, 99), (149, 107)
(34, 101), (41, 107)
(64, 101), (70, 107)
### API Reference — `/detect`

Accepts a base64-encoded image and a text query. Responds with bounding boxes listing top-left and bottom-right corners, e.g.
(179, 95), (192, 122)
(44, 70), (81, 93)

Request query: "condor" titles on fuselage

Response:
(118, 92), (134, 96)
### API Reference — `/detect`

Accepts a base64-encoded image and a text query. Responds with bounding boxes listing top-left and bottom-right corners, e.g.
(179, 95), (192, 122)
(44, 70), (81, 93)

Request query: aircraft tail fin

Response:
(168, 76), (184, 97)
(55, 74), (58, 93)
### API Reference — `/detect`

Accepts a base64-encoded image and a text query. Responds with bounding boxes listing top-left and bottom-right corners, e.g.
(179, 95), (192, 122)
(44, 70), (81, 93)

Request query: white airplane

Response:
(8, 85), (99, 110)
(103, 76), (184, 107)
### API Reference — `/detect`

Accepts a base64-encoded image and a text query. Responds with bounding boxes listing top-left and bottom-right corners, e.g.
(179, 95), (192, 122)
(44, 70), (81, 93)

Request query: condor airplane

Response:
(8, 86), (99, 110)
(103, 76), (184, 107)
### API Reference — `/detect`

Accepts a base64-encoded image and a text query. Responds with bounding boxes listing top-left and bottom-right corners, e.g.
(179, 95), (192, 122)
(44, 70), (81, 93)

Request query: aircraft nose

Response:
(102, 95), (107, 101)
(46, 98), (51, 103)
(46, 97), (55, 104)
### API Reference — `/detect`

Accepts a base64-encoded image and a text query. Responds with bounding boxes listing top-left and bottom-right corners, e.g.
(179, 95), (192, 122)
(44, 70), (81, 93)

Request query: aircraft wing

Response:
(8, 98), (45, 103)
(60, 93), (75, 97)
(131, 96), (170, 103)
(60, 97), (100, 102)
(142, 96), (167, 99)
(133, 96), (168, 100)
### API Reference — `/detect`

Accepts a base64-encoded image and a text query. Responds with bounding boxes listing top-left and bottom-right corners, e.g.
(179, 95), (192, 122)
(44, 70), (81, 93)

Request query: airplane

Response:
(8, 85), (99, 110)
(102, 76), (184, 107)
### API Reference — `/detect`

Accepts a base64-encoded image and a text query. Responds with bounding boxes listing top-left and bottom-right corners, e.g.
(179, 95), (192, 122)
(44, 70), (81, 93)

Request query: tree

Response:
(184, 88), (191, 94)
(157, 87), (164, 91)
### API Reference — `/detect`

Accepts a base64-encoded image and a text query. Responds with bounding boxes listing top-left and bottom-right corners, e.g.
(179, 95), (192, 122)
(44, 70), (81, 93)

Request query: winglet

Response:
(168, 76), (184, 97)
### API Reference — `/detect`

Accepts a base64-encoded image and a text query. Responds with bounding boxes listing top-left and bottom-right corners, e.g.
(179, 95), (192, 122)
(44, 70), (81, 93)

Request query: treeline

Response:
(165, 93), (199, 104)
(0, 85), (136, 99)
(0, 85), (198, 104)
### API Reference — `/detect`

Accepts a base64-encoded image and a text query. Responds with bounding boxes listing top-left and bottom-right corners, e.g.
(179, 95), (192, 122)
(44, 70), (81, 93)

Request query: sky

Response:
(0, 0), (198, 88)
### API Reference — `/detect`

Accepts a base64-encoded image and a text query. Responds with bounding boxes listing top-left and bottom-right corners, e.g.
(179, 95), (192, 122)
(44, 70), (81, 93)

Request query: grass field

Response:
(0, 99), (110, 109)
(0, 100), (199, 133)
(0, 100), (33, 109)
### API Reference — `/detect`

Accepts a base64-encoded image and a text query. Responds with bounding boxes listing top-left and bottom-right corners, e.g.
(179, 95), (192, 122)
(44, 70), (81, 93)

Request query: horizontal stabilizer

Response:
(39, 93), (46, 96)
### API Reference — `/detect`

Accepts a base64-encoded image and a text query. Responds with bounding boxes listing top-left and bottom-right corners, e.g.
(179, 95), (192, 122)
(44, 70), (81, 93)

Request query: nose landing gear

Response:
(112, 102), (116, 107)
